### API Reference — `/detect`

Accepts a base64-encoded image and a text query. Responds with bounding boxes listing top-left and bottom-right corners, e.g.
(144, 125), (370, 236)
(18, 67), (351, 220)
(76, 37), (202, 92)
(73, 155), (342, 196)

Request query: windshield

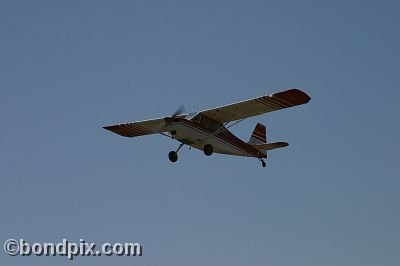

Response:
(185, 112), (198, 120)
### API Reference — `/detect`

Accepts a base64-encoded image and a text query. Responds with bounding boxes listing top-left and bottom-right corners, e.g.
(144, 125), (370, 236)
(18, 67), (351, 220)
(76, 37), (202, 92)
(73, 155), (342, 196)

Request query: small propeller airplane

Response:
(103, 88), (310, 167)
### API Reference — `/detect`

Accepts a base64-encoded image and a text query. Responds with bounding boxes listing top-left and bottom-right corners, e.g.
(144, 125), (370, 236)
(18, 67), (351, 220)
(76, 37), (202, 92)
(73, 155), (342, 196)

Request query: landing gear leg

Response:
(168, 143), (184, 163)
(176, 143), (184, 153)
(259, 159), (266, 168)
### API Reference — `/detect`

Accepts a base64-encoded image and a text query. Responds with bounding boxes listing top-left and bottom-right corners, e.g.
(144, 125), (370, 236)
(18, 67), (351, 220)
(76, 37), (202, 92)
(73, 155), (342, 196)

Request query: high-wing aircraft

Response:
(103, 89), (310, 167)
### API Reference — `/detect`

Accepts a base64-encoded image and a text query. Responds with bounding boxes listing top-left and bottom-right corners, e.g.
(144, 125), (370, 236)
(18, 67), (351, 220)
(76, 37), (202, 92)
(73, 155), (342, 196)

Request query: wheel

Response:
(203, 144), (213, 156)
(168, 151), (178, 162)
(261, 160), (266, 168)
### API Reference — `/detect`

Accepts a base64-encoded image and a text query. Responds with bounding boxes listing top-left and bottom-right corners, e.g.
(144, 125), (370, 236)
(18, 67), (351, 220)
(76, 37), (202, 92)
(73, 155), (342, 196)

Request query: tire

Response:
(203, 144), (213, 156)
(168, 151), (178, 162)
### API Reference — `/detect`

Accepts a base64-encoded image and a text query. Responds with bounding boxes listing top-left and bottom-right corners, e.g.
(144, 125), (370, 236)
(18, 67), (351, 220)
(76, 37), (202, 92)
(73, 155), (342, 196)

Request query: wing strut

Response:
(200, 117), (247, 142)
(224, 118), (246, 130)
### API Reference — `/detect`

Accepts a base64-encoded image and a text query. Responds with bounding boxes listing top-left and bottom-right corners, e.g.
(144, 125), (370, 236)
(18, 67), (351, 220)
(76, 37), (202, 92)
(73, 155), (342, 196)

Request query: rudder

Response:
(248, 123), (266, 144)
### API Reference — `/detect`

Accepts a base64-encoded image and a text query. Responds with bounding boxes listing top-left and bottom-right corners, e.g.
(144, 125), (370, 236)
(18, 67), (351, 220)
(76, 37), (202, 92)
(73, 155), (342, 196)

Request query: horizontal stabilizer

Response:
(252, 142), (289, 151)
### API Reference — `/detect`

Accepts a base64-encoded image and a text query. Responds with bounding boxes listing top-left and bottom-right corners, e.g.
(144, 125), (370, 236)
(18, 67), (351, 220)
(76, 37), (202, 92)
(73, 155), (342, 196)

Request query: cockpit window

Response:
(190, 114), (221, 131)
(201, 116), (220, 130)
(185, 112), (198, 120)
(188, 113), (201, 123)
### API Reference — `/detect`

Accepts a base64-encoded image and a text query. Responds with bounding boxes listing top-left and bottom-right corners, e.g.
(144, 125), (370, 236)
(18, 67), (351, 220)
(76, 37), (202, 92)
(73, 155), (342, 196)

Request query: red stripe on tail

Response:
(248, 123), (267, 144)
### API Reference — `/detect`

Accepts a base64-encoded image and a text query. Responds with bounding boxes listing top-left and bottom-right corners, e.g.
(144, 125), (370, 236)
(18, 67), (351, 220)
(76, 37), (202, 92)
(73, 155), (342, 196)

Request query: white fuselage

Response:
(165, 118), (265, 158)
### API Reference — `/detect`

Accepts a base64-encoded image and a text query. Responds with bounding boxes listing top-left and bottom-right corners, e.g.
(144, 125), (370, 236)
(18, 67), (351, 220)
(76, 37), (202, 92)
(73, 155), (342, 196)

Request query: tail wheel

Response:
(168, 151), (178, 162)
(203, 144), (213, 156)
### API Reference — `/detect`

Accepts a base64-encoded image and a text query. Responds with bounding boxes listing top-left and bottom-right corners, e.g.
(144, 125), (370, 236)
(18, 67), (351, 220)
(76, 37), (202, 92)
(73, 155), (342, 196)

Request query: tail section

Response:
(248, 123), (267, 144)
(249, 123), (289, 155)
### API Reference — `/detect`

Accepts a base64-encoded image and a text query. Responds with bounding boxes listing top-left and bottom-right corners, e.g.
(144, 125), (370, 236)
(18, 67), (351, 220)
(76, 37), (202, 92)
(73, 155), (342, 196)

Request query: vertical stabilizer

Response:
(248, 123), (267, 144)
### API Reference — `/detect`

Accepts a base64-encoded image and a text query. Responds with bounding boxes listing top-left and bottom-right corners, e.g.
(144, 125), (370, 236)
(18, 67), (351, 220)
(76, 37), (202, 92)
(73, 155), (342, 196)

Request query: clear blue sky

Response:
(1, 1), (399, 265)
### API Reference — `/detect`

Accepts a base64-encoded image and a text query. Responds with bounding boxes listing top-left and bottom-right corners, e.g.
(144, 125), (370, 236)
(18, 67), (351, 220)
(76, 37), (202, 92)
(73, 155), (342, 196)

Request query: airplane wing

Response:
(103, 117), (168, 138)
(199, 89), (311, 123)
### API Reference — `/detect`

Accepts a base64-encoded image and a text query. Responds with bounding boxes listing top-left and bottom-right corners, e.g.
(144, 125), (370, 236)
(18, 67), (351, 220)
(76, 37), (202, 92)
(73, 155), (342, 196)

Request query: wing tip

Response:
(102, 124), (133, 137)
(292, 88), (311, 103)
(273, 89), (311, 105)
(103, 125), (116, 132)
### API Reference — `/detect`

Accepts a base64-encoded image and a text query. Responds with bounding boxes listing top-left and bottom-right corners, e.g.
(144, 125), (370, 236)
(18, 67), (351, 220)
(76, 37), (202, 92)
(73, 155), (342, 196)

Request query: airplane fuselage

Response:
(165, 116), (266, 158)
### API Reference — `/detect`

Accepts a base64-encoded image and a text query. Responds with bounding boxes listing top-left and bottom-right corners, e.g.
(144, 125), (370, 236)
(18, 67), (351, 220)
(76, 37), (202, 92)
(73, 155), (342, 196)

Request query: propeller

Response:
(171, 105), (185, 118)
(163, 105), (185, 126)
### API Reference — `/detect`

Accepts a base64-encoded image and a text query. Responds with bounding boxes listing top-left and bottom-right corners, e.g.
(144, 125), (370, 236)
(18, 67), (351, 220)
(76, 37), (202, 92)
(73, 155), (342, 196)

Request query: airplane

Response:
(103, 88), (311, 167)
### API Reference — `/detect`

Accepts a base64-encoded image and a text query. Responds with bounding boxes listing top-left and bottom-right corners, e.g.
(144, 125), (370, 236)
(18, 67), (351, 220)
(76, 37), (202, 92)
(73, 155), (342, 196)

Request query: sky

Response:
(0, 0), (399, 265)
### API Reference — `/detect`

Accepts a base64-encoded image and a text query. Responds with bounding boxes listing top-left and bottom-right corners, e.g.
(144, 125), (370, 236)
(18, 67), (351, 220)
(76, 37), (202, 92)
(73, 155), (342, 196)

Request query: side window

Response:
(201, 116), (221, 131)
(192, 114), (223, 131)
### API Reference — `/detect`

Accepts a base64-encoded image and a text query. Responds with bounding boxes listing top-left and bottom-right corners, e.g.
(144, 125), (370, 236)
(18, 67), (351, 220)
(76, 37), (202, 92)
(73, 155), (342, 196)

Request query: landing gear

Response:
(260, 159), (266, 168)
(168, 143), (184, 162)
(203, 144), (213, 156)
